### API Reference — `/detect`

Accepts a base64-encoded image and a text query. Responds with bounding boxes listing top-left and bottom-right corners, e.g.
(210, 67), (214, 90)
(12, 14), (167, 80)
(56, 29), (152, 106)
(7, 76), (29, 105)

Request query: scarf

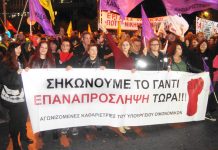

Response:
(59, 52), (73, 63)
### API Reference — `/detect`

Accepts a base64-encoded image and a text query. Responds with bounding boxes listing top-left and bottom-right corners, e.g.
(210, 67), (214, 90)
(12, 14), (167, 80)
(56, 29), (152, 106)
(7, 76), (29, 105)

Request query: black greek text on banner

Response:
(21, 69), (210, 133)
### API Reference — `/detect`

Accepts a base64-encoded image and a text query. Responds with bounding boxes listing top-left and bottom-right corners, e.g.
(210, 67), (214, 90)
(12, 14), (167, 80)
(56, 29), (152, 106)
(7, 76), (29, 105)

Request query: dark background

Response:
(0, 0), (218, 34)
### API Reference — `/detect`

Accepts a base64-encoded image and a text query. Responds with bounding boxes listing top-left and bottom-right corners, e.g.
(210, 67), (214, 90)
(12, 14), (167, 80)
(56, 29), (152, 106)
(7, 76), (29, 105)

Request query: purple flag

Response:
(100, 0), (143, 20)
(202, 58), (214, 93)
(141, 5), (155, 46)
(162, 0), (218, 15)
(29, 0), (55, 36)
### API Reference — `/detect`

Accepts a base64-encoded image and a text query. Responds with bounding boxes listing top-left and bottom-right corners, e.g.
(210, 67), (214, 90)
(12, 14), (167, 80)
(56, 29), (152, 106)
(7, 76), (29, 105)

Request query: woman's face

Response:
(82, 34), (91, 46)
(167, 33), (176, 42)
(88, 46), (98, 59)
(15, 45), (21, 57)
(209, 38), (215, 45)
(185, 40), (190, 47)
(121, 41), (131, 54)
(98, 35), (104, 43)
(27, 44), (31, 52)
(61, 41), (70, 53)
(192, 39), (198, 48)
(39, 43), (48, 56)
(175, 45), (183, 56)
(150, 40), (160, 52)
(50, 42), (57, 51)
(200, 42), (207, 53)
(132, 41), (142, 53)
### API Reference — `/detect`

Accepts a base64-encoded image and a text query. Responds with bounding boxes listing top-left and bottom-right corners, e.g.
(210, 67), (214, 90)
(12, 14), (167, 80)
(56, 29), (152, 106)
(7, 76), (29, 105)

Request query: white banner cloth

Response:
(21, 69), (210, 133)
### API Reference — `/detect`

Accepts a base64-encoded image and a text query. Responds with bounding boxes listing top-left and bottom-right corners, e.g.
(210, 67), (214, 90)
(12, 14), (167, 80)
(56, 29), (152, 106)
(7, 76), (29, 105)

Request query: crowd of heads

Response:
(1, 25), (218, 71)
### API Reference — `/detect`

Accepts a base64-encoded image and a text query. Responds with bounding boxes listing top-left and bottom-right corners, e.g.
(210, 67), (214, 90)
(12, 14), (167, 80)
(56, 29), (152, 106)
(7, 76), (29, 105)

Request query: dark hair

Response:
(88, 43), (98, 51)
(30, 41), (55, 66)
(171, 42), (183, 56)
(209, 36), (216, 42)
(95, 33), (104, 41)
(49, 39), (59, 45)
(61, 38), (72, 51)
(49, 39), (60, 52)
(197, 40), (208, 53)
(148, 38), (162, 51)
(2, 42), (26, 70)
(62, 38), (71, 45)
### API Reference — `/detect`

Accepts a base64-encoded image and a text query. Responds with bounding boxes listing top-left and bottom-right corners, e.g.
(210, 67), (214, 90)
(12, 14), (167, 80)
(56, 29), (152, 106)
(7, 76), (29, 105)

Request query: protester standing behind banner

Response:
(99, 24), (134, 134)
(169, 42), (202, 72)
(54, 38), (79, 137)
(81, 43), (105, 133)
(26, 40), (56, 139)
(0, 42), (33, 150)
(96, 33), (115, 69)
(136, 38), (169, 71)
(99, 25), (134, 70)
(197, 40), (217, 121)
(28, 41), (55, 68)
(82, 43), (105, 68)
(184, 39), (217, 121)
(130, 37), (143, 67)
(55, 38), (78, 69)
(73, 31), (91, 67)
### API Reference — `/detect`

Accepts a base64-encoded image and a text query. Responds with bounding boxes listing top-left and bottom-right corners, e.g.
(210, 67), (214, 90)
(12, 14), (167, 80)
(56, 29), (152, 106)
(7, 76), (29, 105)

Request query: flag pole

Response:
(17, 0), (29, 34)
(214, 92), (218, 104)
(3, 0), (6, 26)
(97, 0), (100, 30)
(30, 21), (32, 36)
(0, 17), (7, 31)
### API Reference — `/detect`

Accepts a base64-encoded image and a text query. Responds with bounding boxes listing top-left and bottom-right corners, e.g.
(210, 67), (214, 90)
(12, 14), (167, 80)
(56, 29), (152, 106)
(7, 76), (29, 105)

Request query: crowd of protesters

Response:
(0, 25), (218, 149)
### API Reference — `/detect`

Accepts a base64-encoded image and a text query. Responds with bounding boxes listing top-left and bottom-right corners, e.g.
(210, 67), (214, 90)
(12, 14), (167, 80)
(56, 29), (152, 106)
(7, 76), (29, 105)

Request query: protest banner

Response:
(196, 16), (218, 39)
(22, 69), (210, 133)
(99, 10), (166, 31)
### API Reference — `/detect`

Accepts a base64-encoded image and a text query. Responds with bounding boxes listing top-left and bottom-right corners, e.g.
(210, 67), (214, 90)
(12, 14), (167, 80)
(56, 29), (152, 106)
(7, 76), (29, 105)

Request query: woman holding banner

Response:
(82, 43), (105, 68)
(99, 25), (133, 134)
(55, 39), (79, 137)
(26, 40), (56, 138)
(28, 41), (55, 68)
(136, 38), (169, 71)
(0, 42), (33, 150)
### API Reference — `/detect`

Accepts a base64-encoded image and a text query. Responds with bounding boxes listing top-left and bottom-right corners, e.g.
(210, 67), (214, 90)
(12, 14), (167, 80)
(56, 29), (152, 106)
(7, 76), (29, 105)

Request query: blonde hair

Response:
(118, 38), (133, 52)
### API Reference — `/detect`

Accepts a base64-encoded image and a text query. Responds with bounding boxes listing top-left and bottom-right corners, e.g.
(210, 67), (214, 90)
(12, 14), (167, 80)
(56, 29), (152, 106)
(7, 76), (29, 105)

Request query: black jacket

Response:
(82, 57), (104, 68)
(137, 51), (168, 71)
(73, 43), (88, 67)
(55, 53), (78, 68)
(0, 62), (22, 90)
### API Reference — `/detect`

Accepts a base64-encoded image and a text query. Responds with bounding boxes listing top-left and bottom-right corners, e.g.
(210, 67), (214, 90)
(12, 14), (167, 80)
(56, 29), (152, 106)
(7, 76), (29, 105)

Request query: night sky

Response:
(55, 0), (218, 32)
(1, 0), (218, 33)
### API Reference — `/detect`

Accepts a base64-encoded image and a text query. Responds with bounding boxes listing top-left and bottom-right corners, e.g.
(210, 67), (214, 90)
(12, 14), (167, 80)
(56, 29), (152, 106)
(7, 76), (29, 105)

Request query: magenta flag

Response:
(29, 0), (55, 36)
(141, 5), (155, 46)
(162, 0), (218, 15)
(100, 0), (143, 19)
